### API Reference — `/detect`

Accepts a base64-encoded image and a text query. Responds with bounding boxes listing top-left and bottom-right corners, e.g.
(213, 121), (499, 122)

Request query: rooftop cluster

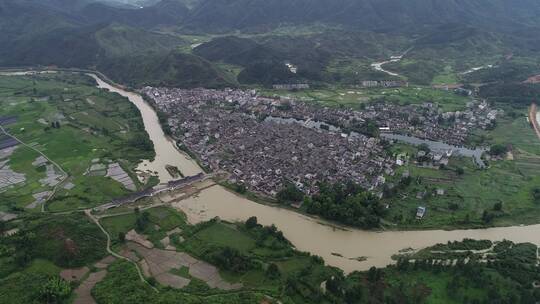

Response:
(142, 87), (498, 197)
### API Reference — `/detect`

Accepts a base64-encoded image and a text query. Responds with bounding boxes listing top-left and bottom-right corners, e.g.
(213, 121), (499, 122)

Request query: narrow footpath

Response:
(0, 124), (69, 211)
(84, 210), (158, 292)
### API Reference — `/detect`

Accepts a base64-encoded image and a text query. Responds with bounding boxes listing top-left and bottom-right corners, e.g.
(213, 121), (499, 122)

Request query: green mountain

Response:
(98, 50), (231, 88)
(79, 0), (188, 28)
(183, 0), (540, 33)
(2, 0), (540, 87)
(0, 0), (235, 87)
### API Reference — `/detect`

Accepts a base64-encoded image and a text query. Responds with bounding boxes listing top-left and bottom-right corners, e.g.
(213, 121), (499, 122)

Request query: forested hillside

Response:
(2, 0), (540, 87)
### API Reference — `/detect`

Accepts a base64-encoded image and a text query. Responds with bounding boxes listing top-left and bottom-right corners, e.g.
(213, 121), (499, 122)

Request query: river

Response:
(88, 75), (202, 183)
(5, 70), (540, 274)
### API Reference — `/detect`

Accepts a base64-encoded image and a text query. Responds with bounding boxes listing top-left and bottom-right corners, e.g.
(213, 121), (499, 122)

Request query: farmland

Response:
(260, 85), (471, 112)
(384, 106), (540, 229)
(0, 73), (154, 213)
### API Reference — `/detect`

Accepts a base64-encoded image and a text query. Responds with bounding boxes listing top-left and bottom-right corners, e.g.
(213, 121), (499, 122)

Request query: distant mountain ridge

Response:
(6, 0), (540, 33)
(2, 0), (540, 87)
(183, 0), (540, 32)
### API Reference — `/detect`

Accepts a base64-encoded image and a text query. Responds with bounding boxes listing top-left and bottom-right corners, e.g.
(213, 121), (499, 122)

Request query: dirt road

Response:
(529, 103), (540, 141)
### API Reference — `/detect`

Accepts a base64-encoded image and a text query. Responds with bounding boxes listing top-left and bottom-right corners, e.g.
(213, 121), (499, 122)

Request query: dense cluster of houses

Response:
(142, 87), (395, 196)
(360, 80), (408, 88)
(141, 86), (499, 197)
(272, 84), (310, 90)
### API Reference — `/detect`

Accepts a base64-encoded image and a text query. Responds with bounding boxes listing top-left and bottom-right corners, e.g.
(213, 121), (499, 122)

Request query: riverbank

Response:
(84, 72), (540, 237)
(8, 68), (540, 274)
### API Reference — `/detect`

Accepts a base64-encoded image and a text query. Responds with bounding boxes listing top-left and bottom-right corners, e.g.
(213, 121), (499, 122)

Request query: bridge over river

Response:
(70, 71), (540, 273)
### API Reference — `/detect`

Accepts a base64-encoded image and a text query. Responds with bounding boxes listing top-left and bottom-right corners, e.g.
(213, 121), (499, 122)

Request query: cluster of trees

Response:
(346, 119), (380, 138)
(134, 208), (150, 233)
(0, 269), (73, 304)
(244, 217), (288, 246)
(209, 247), (253, 273)
(383, 175), (413, 198)
(394, 245), (540, 304)
(39, 276), (71, 304)
(464, 61), (537, 83)
(490, 144), (508, 156)
(1, 215), (106, 269)
(532, 187), (540, 203)
(480, 83), (540, 105)
(199, 217), (292, 275)
(482, 202), (503, 224)
(128, 136), (154, 152)
(304, 181), (385, 228)
(276, 182), (304, 204)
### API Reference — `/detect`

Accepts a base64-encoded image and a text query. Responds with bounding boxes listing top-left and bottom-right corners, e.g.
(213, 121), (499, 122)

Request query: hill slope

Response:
(184, 0), (540, 32)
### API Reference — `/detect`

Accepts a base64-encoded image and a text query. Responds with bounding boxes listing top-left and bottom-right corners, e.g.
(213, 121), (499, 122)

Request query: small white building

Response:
(416, 206), (426, 219)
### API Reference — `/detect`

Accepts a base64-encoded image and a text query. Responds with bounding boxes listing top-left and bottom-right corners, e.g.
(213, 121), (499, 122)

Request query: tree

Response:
(234, 183), (247, 194)
(128, 136), (154, 152)
(39, 276), (71, 303)
(276, 183), (304, 204)
(135, 211), (150, 233)
(482, 210), (494, 224)
(326, 273), (345, 295)
(210, 247), (251, 273)
(147, 277), (157, 286)
(245, 216), (258, 229)
(456, 167), (465, 175)
(493, 202), (503, 212)
(266, 263), (281, 279)
(118, 232), (126, 243)
(490, 144), (508, 156)
(367, 266), (382, 283)
(354, 120), (379, 138)
(306, 181), (383, 229)
(532, 188), (540, 203)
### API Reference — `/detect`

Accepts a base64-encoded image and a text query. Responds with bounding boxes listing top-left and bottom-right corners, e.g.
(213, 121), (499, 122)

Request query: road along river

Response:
(6, 70), (540, 274)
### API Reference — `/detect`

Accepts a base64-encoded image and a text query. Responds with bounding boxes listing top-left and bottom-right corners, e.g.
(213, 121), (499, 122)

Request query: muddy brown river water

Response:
(90, 73), (540, 273)
(6, 70), (540, 273)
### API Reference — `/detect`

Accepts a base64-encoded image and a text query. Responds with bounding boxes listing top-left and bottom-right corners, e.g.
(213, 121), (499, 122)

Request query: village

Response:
(141, 86), (500, 197)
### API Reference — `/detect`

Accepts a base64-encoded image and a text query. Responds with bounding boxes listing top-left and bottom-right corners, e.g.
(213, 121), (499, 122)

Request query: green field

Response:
(2, 205), (539, 303)
(101, 206), (187, 245)
(261, 85), (471, 111)
(385, 108), (540, 229)
(0, 73), (154, 212)
(431, 65), (459, 85)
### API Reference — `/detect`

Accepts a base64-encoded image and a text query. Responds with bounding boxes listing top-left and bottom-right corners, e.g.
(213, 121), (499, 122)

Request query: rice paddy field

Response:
(0, 72), (154, 213)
